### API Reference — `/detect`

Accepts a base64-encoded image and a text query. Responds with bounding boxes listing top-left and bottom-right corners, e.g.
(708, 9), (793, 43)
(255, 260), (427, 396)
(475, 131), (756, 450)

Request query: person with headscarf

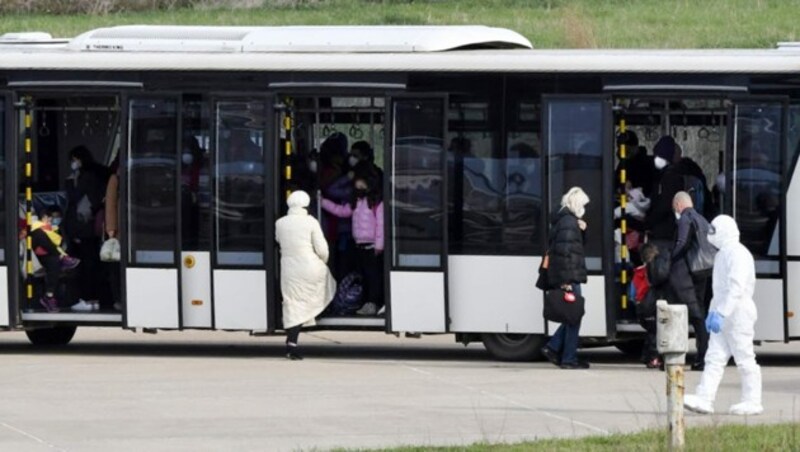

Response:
(540, 186), (591, 369)
(275, 191), (337, 360)
(684, 215), (763, 416)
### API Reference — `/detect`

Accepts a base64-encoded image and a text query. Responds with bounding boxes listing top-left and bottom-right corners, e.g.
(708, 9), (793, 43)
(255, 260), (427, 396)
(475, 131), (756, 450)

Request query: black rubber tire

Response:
(25, 326), (77, 346)
(615, 339), (645, 358)
(481, 333), (546, 362)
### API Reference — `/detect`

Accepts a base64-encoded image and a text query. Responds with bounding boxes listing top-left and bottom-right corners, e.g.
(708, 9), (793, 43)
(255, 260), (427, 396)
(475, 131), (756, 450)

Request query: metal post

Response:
(656, 299), (689, 451)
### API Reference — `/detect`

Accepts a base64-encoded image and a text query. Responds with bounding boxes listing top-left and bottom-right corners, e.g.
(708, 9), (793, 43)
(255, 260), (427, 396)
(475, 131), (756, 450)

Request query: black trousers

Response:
(286, 325), (301, 346)
(72, 237), (103, 304)
(39, 254), (60, 295)
(355, 246), (383, 307)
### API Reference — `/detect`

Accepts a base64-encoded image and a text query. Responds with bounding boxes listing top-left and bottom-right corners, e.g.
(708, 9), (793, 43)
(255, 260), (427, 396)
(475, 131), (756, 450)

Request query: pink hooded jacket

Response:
(321, 198), (384, 252)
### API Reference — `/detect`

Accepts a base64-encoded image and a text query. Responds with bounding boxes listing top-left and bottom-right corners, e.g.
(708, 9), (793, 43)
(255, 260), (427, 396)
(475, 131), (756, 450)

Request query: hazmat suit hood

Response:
(708, 215), (739, 250)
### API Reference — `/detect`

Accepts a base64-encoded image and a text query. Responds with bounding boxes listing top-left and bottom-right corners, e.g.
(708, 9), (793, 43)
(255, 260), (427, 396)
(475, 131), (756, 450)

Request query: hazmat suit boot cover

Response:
(729, 366), (763, 416)
(684, 393), (714, 414)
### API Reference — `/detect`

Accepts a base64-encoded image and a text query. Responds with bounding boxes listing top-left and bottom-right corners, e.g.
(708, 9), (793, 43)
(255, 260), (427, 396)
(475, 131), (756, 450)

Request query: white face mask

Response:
(674, 211), (681, 220)
(348, 156), (359, 167)
(182, 153), (194, 165)
(654, 156), (668, 170)
(70, 160), (81, 171)
(308, 161), (318, 173)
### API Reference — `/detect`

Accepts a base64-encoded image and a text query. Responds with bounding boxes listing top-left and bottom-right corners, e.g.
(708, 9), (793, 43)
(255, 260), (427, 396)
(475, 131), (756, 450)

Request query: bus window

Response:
(545, 99), (604, 270)
(128, 98), (178, 265)
(181, 95), (212, 252)
(392, 99), (444, 268)
(215, 101), (266, 266)
(0, 98), (4, 264)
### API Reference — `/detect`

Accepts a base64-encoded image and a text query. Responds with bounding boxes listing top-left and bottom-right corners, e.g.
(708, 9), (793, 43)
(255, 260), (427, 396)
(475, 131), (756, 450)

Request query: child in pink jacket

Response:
(322, 175), (384, 316)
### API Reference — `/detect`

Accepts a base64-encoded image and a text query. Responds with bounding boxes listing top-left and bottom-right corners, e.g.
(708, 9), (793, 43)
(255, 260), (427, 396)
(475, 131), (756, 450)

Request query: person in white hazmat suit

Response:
(275, 190), (337, 360)
(684, 215), (763, 415)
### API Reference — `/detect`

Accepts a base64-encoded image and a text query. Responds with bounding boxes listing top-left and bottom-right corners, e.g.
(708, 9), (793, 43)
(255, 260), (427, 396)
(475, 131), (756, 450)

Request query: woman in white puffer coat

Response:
(275, 190), (336, 360)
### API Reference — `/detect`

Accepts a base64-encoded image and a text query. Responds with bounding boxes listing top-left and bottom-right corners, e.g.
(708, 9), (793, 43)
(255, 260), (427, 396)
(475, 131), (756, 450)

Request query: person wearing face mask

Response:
(64, 145), (108, 312)
(540, 187), (591, 369)
(321, 174), (384, 316)
(349, 141), (383, 187)
(645, 136), (685, 248)
(30, 206), (80, 313)
(670, 191), (710, 371)
(684, 215), (763, 416)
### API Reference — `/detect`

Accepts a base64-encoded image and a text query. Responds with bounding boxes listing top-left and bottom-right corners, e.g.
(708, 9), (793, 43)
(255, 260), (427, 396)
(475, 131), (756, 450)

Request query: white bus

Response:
(0, 25), (798, 360)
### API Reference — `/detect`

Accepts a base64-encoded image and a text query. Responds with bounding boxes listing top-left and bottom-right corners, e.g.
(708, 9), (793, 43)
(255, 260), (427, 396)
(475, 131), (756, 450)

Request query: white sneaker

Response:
(377, 305), (386, 316)
(90, 300), (100, 311)
(729, 401), (763, 416)
(113, 302), (123, 312)
(71, 299), (94, 312)
(684, 394), (715, 414)
(356, 302), (377, 316)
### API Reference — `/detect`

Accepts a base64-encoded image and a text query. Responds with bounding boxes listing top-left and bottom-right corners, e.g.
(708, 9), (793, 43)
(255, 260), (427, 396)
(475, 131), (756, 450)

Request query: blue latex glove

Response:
(705, 310), (724, 334)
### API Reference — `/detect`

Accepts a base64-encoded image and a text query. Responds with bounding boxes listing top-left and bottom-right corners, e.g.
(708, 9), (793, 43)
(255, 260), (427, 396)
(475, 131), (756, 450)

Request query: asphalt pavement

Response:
(0, 328), (798, 451)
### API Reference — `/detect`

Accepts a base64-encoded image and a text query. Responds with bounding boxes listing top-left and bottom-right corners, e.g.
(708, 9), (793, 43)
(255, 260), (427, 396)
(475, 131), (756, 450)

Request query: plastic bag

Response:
(100, 238), (120, 262)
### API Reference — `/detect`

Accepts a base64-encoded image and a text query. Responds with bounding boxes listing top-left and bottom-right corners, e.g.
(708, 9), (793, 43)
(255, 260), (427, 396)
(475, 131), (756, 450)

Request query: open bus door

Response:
(541, 96), (614, 339)
(0, 93), (11, 327)
(787, 103), (800, 339)
(386, 96), (448, 333)
(728, 98), (788, 341)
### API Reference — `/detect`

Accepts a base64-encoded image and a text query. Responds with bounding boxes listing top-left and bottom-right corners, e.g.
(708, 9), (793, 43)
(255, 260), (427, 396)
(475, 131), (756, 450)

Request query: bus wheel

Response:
(481, 333), (545, 361)
(25, 326), (77, 346)
(615, 339), (645, 358)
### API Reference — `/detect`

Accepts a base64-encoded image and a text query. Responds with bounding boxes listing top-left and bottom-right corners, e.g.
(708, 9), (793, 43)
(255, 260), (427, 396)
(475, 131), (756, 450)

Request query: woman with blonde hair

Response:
(275, 190), (337, 360)
(541, 186), (591, 369)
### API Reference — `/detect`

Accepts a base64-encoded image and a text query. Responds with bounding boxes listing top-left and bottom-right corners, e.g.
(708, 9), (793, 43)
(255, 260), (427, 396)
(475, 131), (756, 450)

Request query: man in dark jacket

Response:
(646, 136), (684, 244)
(670, 191), (710, 371)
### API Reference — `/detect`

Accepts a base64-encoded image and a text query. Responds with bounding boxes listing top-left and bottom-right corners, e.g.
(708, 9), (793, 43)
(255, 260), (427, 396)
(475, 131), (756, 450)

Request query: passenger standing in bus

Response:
(615, 131), (655, 198)
(321, 173), (384, 316)
(671, 191), (710, 371)
(319, 133), (354, 279)
(275, 190), (337, 360)
(645, 136), (683, 248)
(104, 158), (122, 312)
(540, 187), (590, 369)
(349, 141), (383, 187)
(65, 146), (108, 312)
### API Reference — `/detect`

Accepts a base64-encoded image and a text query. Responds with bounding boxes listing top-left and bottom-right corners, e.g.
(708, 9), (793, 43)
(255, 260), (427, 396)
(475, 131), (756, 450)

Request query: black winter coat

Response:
(646, 165), (683, 240)
(547, 208), (588, 287)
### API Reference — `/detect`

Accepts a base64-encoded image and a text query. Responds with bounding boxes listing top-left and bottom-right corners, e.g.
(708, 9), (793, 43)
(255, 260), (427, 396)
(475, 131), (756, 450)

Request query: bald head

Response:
(673, 191), (693, 213)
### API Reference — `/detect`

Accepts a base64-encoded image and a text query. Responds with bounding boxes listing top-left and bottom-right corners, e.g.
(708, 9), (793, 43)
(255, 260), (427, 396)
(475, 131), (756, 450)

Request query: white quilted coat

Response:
(275, 191), (336, 329)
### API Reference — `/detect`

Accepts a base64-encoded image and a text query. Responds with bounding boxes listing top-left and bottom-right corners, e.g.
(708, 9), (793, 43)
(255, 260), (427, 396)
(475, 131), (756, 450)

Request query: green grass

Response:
(348, 422), (800, 451)
(2, 0), (800, 48)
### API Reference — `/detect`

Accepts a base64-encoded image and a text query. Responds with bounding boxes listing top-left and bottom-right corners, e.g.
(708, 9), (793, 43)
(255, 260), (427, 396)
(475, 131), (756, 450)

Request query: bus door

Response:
(209, 97), (271, 331)
(124, 96), (182, 329)
(386, 96), (448, 333)
(729, 99), (788, 341)
(787, 103), (800, 339)
(541, 96), (614, 338)
(0, 94), (10, 327)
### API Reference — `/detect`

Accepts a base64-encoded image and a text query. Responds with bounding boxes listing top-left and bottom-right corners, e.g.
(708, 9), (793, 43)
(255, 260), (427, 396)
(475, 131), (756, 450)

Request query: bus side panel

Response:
(390, 271), (446, 333)
(0, 266), (7, 326)
(126, 268), (179, 329)
(787, 263), (800, 337)
(448, 255), (544, 334)
(753, 279), (784, 341)
(213, 269), (267, 331)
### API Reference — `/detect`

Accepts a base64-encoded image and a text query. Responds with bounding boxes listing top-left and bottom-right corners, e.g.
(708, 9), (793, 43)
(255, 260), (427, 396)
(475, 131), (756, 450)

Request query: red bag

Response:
(632, 265), (650, 303)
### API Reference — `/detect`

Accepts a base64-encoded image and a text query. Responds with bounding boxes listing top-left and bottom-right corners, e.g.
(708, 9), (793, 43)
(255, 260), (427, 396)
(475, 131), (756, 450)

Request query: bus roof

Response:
(0, 26), (799, 74)
(67, 25), (533, 53)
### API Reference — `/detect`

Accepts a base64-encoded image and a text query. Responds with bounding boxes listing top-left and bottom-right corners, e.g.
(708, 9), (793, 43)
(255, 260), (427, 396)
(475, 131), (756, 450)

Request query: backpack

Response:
(683, 174), (705, 218)
(325, 272), (363, 316)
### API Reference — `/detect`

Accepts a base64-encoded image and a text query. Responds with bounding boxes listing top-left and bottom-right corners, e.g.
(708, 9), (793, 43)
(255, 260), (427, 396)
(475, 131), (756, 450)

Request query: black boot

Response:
(286, 344), (303, 361)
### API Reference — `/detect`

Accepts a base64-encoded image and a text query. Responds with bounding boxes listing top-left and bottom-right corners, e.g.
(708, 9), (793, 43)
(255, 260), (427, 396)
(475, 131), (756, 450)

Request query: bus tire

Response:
(615, 339), (645, 358)
(481, 333), (546, 362)
(25, 326), (77, 346)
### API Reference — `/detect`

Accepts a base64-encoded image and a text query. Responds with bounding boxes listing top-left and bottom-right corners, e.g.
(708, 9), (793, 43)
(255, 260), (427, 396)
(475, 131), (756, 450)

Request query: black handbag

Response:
(686, 214), (717, 276)
(535, 254), (550, 291)
(543, 288), (585, 326)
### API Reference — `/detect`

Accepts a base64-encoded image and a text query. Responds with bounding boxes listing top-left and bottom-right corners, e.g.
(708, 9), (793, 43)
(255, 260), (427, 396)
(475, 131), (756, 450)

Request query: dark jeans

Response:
(286, 325), (301, 346)
(355, 245), (383, 307)
(106, 262), (121, 305)
(546, 284), (582, 365)
(641, 317), (659, 362)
